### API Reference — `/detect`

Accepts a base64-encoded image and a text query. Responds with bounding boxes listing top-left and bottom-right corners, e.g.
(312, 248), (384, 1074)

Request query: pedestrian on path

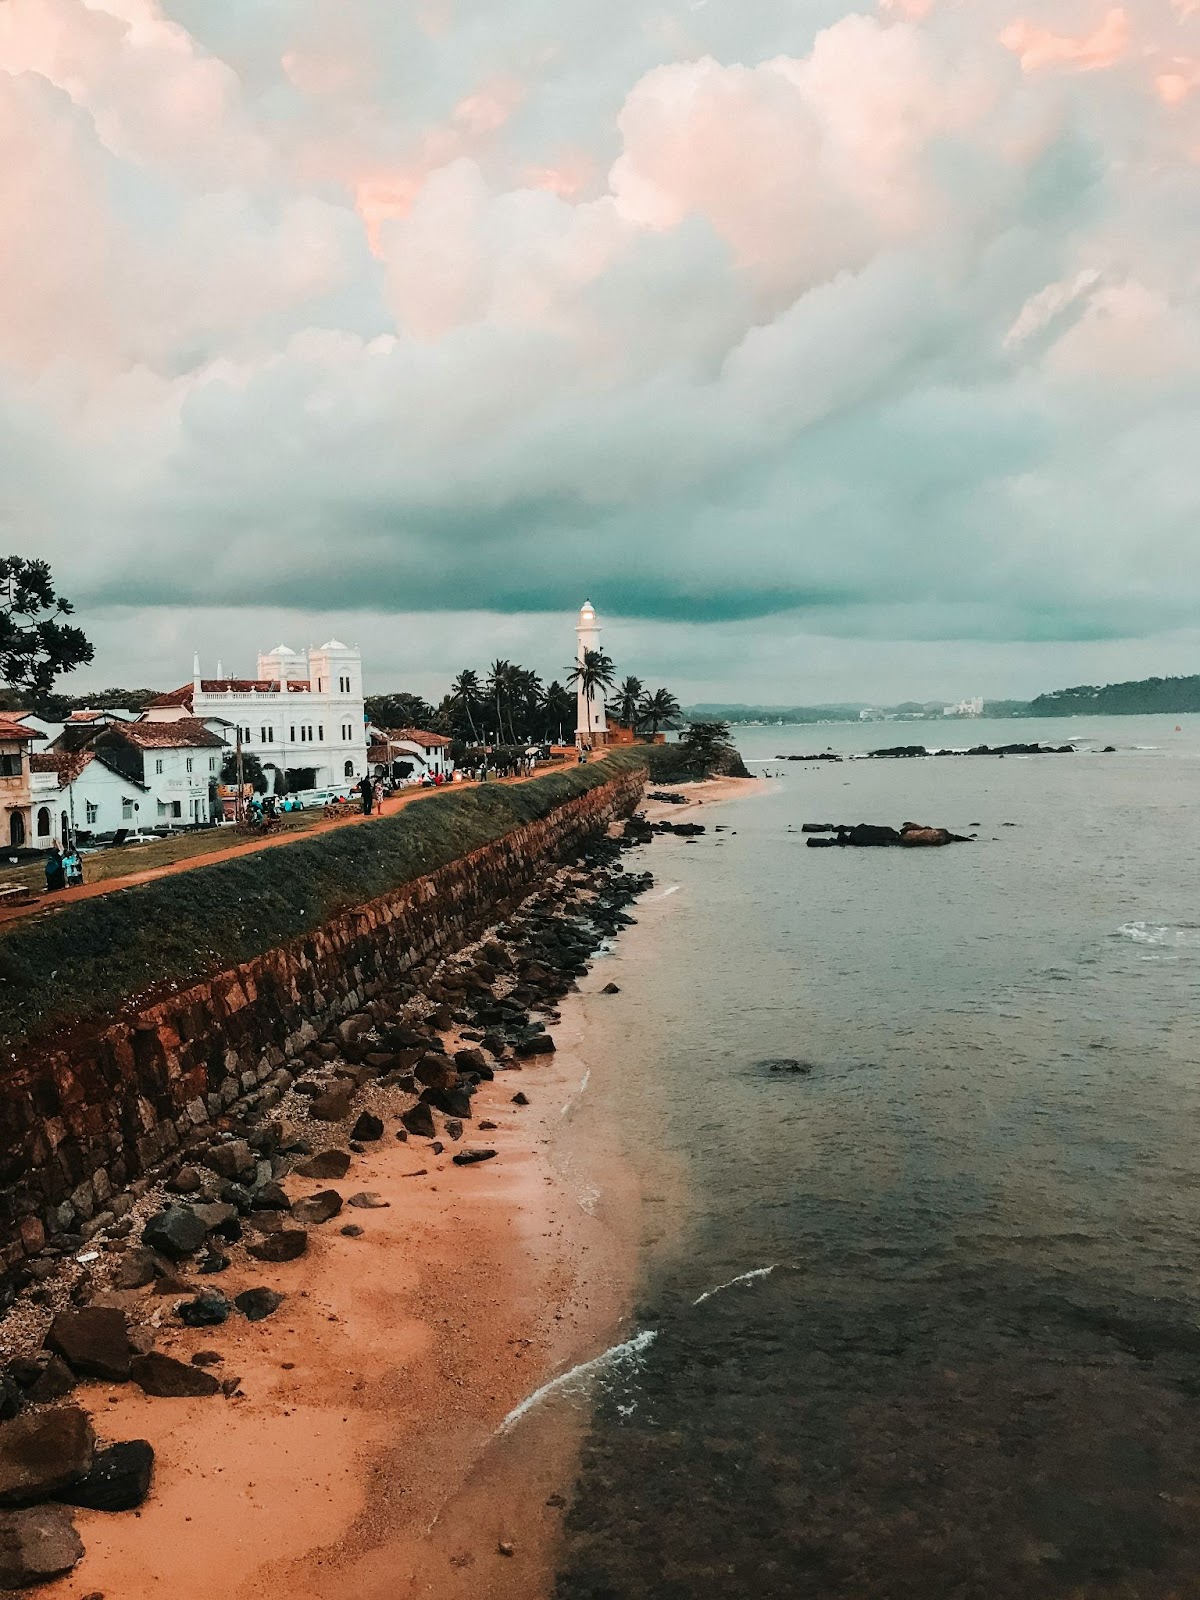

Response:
(359, 773), (374, 816)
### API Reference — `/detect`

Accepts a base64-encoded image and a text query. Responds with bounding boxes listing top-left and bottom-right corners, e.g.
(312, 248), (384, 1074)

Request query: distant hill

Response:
(684, 703), (867, 724)
(1027, 675), (1200, 717)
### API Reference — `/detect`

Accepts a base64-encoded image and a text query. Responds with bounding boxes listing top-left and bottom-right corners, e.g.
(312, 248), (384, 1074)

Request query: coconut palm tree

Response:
(486, 658), (518, 745)
(540, 680), (574, 743)
(636, 687), (680, 736)
(567, 648), (617, 744)
(449, 669), (484, 742)
(616, 675), (643, 730)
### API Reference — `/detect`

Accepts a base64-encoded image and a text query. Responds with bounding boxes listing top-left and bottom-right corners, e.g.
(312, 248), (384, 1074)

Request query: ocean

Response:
(550, 715), (1200, 1598)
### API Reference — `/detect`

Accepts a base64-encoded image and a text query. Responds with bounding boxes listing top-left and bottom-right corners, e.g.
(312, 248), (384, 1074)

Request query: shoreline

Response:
(42, 774), (766, 1600)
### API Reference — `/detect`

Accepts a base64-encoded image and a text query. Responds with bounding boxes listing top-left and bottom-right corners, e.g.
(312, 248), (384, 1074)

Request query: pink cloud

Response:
(1001, 7), (1132, 74)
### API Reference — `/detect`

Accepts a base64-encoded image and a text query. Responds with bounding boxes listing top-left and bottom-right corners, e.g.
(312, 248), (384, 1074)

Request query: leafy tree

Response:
(616, 675), (643, 729)
(486, 659), (520, 745)
(365, 692), (435, 730)
(0, 556), (94, 696)
(636, 687), (681, 736)
(676, 720), (747, 776)
(567, 648), (616, 743)
(220, 750), (268, 793)
(511, 666), (544, 742)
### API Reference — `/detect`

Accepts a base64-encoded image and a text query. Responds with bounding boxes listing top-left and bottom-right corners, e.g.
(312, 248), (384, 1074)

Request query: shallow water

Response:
(552, 715), (1200, 1599)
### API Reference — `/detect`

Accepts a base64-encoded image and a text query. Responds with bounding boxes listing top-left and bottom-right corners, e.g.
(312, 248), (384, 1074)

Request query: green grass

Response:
(0, 751), (647, 1048)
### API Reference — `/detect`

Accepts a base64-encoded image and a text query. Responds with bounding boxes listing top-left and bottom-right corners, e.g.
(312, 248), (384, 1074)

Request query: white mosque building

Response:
(575, 600), (610, 748)
(146, 640), (370, 792)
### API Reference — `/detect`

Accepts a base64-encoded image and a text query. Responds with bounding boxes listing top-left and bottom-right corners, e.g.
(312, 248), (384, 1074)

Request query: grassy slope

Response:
(0, 751), (646, 1048)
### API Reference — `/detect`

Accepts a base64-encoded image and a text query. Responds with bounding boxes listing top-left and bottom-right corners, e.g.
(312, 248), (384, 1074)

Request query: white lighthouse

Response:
(575, 599), (609, 748)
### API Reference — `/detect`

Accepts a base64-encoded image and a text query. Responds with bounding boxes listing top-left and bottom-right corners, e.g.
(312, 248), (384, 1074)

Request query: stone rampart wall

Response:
(0, 765), (643, 1268)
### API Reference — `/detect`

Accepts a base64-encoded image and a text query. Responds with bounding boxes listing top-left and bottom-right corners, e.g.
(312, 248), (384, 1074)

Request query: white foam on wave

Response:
(692, 1264), (777, 1306)
(654, 884), (681, 900)
(1116, 921), (1200, 948)
(560, 1067), (591, 1116)
(496, 1329), (658, 1435)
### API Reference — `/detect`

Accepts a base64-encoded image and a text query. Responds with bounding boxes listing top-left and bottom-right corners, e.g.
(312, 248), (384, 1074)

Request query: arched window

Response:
(8, 812), (25, 848)
(36, 808), (51, 839)
(344, 760), (355, 778)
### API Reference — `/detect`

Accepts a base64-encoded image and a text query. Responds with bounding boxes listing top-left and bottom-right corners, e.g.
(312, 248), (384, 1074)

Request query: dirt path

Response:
(0, 764), (599, 931)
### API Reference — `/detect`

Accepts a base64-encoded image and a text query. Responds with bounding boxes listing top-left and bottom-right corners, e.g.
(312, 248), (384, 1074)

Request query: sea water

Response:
(552, 715), (1200, 1598)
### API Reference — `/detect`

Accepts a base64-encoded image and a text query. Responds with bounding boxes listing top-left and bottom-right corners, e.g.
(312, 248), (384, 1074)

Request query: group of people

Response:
(44, 846), (84, 893)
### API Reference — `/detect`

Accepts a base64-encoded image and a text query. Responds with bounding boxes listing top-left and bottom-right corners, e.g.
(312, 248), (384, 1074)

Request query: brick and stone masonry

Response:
(0, 764), (645, 1270)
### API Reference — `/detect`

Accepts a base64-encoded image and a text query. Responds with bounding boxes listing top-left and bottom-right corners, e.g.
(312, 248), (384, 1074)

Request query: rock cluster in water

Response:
(805, 822), (974, 849)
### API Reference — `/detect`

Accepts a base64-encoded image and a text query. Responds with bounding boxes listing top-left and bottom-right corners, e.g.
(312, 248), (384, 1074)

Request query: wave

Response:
(692, 1264), (777, 1306)
(497, 1329), (658, 1434)
(1116, 921), (1200, 948)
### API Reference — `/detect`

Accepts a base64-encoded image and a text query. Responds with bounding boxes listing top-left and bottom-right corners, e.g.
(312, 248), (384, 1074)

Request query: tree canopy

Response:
(0, 556), (94, 697)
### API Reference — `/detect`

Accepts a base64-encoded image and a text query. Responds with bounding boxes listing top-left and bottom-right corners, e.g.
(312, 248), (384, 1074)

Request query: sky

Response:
(1, 0), (1198, 704)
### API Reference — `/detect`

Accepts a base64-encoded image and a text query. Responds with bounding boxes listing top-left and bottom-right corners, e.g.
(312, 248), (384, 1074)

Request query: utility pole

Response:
(235, 727), (245, 823)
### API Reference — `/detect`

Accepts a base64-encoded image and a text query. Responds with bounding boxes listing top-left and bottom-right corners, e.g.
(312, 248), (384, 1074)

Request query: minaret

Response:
(575, 599), (608, 747)
(192, 652), (202, 708)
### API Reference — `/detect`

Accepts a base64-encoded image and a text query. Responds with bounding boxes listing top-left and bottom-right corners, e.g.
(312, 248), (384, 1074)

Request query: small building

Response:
(369, 727), (453, 781)
(30, 749), (150, 847)
(94, 720), (227, 828)
(0, 719), (37, 851)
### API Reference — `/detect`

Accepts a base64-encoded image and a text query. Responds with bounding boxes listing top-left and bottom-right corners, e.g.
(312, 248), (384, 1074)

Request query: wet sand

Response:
(58, 774), (767, 1600)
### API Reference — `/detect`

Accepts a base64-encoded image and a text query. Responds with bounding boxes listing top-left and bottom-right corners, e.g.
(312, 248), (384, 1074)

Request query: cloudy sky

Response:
(2, 0), (1198, 704)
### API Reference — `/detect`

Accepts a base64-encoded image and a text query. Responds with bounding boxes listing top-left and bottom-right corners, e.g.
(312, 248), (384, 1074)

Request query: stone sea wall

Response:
(0, 764), (644, 1270)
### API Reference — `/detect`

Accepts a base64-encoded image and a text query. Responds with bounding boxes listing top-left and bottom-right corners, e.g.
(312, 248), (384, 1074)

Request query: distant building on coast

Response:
(146, 641), (370, 792)
(943, 697), (985, 718)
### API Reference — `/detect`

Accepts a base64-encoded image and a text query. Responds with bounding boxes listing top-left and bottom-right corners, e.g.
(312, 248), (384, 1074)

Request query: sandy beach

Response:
(49, 775), (768, 1600)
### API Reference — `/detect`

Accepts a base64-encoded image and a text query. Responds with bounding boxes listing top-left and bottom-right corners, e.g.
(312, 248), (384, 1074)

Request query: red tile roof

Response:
(0, 720), (35, 742)
(108, 718), (226, 751)
(381, 727), (452, 748)
(31, 750), (95, 786)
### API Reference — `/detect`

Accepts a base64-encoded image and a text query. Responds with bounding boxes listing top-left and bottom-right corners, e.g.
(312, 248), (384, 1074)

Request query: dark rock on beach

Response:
(143, 1206), (208, 1262)
(247, 1228), (308, 1263)
(177, 1290), (231, 1328)
(293, 1150), (351, 1181)
(350, 1112), (384, 1142)
(0, 1505), (84, 1588)
(452, 1149), (497, 1167)
(292, 1190), (342, 1225)
(131, 1352), (220, 1398)
(234, 1288), (285, 1322)
(61, 1440), (153, 1513)
(400, 1103), (437, 1139)
(0, 1409), (94, 1505)
(46, 1308), (131, 1382)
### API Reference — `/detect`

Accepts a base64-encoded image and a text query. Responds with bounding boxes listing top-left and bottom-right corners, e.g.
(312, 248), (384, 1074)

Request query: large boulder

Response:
(247, 1229), (308, 1263)
(143, 1206), (208, 1262)
(131, 1353), (220, 1398)
(60, 1440), (153, 1512)
(515, 1034), (556, 1058)
(420, 1085), (473, 1119)
(0, 1410), (94, 1505)
(293, 1150), (351, 1180)
(46, 1308), (131, 1382)
(0, 1506), (83, 1588)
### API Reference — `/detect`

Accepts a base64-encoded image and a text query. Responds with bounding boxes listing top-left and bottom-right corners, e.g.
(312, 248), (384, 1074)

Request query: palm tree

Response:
(512, 666), (543, 743)
(567, 648), (617, 745)
(616, 675), (643, 730)
(540, 680), (574, 743)
(636, 687), (680, 737)
(450, 669), (484, 742)
(486, 659), (518, 745)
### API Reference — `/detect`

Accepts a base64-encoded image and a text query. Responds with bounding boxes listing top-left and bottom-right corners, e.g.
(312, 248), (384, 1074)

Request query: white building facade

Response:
(575, 601), (609, 748)
(146, 641), (370, 792)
